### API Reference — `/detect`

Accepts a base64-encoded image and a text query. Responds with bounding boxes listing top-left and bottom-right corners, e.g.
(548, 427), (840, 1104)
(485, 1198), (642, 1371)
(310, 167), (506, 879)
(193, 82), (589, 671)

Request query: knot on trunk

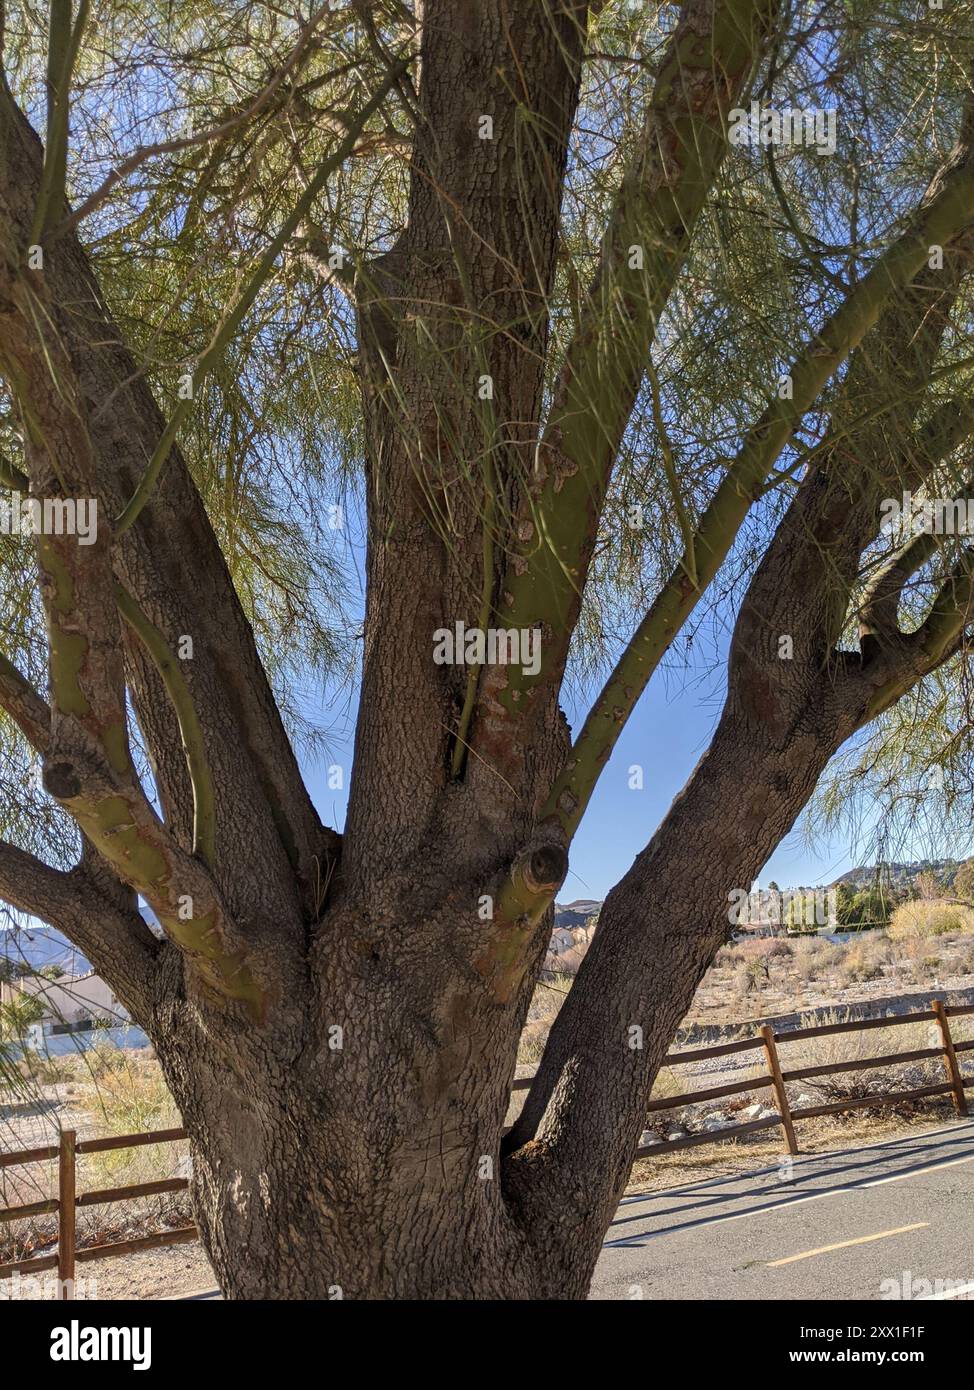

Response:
(513, 840), (568, 895)
(42, 758), (82, 800)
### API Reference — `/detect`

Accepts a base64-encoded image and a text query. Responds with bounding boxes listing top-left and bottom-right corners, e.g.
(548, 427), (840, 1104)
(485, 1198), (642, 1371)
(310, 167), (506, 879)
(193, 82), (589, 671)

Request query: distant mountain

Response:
(554, 899), (601, 929)
(0, 927), (90, 975)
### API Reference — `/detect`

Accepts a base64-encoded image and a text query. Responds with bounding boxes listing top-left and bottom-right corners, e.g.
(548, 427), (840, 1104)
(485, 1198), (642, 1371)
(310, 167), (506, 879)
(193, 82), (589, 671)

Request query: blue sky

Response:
(301, 615), (861, 905)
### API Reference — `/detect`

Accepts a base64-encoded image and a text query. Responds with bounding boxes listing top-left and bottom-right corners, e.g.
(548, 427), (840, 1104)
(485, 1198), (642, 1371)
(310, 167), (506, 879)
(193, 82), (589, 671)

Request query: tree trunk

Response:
(147, 915), (578, 1300)
(4, 0), (971, 1306)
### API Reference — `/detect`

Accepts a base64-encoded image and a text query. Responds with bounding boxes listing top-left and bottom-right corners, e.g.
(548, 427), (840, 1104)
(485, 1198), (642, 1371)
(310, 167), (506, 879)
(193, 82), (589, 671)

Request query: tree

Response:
(955, 859), (974, 901)
(0, 956), (28, 985)
(835, 884), (896, 931)
(1, 0), (974, 1298)
(0, 991), (45, 1043)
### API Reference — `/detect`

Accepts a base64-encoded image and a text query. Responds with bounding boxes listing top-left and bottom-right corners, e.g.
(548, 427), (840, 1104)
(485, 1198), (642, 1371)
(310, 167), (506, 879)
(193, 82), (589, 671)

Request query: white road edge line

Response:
(916, 1280), (974, 1300)
(602, 1150), (974, 1244)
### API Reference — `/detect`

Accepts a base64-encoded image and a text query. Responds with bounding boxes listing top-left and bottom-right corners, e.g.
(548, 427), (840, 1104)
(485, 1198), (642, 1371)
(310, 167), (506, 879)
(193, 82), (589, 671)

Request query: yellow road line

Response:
(767, 1222), (929, 1267)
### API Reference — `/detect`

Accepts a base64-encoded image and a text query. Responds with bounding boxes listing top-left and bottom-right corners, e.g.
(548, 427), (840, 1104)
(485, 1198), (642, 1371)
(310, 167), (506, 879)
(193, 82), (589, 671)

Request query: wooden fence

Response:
(0, 1126), (193, 1296)
(1, 997), (972, 1297)
(511, 997), (974, 1160)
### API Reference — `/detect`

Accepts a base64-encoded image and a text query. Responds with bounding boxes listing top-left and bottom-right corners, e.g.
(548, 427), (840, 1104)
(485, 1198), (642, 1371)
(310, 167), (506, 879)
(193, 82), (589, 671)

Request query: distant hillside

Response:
(830, 860), (972, 895)
(554, 899), (601, 929)
(0, 927), (90, 975)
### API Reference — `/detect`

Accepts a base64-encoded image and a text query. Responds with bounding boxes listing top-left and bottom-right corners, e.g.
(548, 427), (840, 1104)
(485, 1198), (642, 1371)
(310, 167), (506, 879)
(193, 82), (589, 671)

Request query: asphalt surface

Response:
(180, 1119), (974, 1301)
(589, 1119), (974, 1300)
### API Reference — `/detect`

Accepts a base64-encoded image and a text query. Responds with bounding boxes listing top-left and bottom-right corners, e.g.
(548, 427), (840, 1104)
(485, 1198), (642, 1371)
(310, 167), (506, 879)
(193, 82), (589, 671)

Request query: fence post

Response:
(931, 1000), (968, 1118)
(761, 1025), (799, 1155)
(57, 1128), (76, 1300)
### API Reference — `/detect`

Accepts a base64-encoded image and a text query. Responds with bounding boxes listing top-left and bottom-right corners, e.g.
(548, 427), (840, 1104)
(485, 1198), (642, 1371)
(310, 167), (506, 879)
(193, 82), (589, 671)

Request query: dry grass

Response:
(518, 973), (571, 1065)
(888, 900), (974, 940)
(628, 1105), (960, 1193)
(779, 1012), (943, 1102)
(1, 1047), (190, 1269)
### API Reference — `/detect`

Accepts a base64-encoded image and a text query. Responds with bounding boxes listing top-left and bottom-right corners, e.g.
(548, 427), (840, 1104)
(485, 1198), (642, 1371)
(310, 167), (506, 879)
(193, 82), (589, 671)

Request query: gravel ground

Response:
(9, 1241), (215, 1301)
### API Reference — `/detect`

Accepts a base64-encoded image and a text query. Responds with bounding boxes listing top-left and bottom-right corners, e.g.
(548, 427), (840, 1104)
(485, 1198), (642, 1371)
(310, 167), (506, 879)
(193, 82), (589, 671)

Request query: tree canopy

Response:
(2, 0), (974, 1300)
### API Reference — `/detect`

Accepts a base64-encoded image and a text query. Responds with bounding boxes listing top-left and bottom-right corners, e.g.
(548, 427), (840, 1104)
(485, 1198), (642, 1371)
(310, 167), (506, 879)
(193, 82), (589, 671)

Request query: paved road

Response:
(590, 1119), (974, 1300)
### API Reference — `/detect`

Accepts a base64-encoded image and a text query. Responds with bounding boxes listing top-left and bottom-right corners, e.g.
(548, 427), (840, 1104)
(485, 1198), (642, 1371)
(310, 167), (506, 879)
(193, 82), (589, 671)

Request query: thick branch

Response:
(0, 838), (158, 1020)
(0, 650), (51, 753)
(537, 148), (974, 850)
(0, 77), (334, 926)
(860, 528), (945, 650)
(114, 581), (216, 867)
(861, 549), (974, 723)
(478, 0), (778, 730)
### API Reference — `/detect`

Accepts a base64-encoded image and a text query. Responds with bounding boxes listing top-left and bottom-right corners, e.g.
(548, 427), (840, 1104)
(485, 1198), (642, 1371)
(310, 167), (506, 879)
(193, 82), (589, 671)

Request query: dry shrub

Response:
(728, 937), (794, 997)
(791, 935), (838, 983)
(714, 944), (744, 970)
(781, 1012), (941, 1103)
(836, 936), (890, 986)
(889, 900), (974, 940)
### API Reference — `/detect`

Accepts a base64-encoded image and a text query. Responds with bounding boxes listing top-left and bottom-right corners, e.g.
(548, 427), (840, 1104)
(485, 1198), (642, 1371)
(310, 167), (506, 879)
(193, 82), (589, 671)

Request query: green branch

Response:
(492, 0), (777, 707)
(114, 581), (216, 868)
(0, 450), (29, 491)
(541, 147), (974, 845)
(30, 0), (89, 246)
(115, 58), (408, 537)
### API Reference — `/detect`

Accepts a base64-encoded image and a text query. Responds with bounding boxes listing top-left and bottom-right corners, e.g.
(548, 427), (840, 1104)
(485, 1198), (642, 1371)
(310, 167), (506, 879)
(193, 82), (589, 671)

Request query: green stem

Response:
(30, 0), (89, 246)
(114, 581), (216, 868)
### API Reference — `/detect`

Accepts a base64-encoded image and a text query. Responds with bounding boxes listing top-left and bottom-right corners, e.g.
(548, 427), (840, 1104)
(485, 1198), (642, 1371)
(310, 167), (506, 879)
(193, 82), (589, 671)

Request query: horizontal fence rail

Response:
(0, 1125), (191, 1295)
(630, 997), (973, 1160)
(2, 998), (972, 1295)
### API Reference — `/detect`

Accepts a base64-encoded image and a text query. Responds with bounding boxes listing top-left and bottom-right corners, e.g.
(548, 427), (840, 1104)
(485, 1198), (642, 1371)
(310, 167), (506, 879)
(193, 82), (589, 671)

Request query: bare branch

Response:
(52, 1), (344, 240)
